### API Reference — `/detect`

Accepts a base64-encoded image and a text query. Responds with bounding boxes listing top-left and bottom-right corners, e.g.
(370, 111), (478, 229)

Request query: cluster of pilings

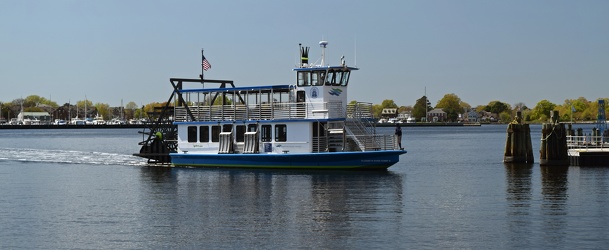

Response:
(504, 111), (570, 166)
(540, 111), (568, 166)
(504, 111), (534, 163)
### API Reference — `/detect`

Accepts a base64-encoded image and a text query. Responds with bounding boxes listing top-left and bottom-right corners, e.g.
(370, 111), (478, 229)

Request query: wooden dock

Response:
(567, 133), (609, 166)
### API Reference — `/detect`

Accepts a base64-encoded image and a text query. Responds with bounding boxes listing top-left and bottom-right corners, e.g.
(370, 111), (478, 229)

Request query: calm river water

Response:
(0, 125), (608, 249)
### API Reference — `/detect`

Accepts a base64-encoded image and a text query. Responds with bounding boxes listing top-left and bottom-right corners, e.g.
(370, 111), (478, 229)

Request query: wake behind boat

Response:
(134, 41), (406, 169)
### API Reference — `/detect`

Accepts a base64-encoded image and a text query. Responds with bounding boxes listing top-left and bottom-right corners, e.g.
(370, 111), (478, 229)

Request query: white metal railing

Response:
(346, 134), (395, 151)
(312, 137), (327, 153)
(174, 103), (310, 122)
(173, 100), (354, 122)
(346, 102), (373, 119)
(567, 135), (609, 149)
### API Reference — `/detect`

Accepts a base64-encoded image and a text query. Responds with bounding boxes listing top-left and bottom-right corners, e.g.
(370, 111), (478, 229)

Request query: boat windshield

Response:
(297, 69), (350, 87)
(325, 70), (350, 86)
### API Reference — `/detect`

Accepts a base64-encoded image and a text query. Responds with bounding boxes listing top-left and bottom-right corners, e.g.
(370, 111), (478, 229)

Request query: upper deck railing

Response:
(174, 101), (346, 122)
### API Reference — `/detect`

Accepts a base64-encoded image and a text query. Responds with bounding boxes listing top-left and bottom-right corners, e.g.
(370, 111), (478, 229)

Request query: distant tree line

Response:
(2, 94), (607, 124)
(360, 93), (608, 123)
(0, 95), (154, 121)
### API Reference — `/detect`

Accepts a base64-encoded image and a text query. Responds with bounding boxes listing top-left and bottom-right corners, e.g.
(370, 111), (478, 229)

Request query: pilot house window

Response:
(340, 71), (350, 86)
(317, 72), (325, 86)
(324, 70), (350, 86)
(297, 72), (310, 86)
(297, 71), (326, 86)
(311, 72), (318, 86)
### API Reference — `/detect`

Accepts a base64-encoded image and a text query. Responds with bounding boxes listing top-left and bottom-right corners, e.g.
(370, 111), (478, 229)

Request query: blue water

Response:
(0, 125), (608, 249)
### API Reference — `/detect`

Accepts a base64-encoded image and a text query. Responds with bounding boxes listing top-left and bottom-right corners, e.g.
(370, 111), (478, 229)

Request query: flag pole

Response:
(200, 48), (211, 87)
(201, 48), (205, 84)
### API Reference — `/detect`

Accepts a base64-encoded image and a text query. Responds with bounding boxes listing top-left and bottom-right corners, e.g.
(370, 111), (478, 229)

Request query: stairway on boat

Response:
(327, 128), (345, 152)
(343, 118), (394, 151)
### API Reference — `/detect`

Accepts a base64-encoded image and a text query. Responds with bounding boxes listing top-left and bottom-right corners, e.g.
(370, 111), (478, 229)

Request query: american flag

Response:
(202, 55), (211, 71)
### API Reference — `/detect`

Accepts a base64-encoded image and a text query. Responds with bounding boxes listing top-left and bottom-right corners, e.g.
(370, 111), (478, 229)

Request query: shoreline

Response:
(0, 124), (149, 129)
(375, 122), (482, 127)
(1, 121), (598, 129)
(2, 123), (482, 129)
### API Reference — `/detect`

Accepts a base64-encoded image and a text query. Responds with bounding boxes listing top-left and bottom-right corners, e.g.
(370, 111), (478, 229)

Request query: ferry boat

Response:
(134, 41), (406, 169)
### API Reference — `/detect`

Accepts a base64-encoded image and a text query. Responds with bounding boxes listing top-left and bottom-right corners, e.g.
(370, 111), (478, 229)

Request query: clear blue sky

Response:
(1, 0), (608, 108)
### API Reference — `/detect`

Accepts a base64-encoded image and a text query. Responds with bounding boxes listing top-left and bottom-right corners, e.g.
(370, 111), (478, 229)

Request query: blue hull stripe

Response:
(170, 150), (406, 169)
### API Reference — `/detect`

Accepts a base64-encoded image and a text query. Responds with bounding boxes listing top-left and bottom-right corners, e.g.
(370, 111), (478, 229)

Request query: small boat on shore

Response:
(134, 41), (406, 169)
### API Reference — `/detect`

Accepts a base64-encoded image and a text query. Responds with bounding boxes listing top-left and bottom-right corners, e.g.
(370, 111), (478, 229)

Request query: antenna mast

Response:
(319, 40), (328, 66)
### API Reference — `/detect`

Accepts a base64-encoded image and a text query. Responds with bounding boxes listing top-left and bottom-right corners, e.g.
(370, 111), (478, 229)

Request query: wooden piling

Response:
(504, 111), (534, 163)
(540, 111), (569, 166)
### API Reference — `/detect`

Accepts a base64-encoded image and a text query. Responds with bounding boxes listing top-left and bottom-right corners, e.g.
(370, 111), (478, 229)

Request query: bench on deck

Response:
(243, 131), (259, 154)
(218, 132), (234, 154)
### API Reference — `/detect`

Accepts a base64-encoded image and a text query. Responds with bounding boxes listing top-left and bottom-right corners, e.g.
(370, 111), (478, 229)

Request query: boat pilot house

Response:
(135, 41), (406, 169)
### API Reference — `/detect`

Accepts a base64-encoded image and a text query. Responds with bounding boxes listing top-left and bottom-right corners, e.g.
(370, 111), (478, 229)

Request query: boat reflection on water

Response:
(137, 166), (403, 247)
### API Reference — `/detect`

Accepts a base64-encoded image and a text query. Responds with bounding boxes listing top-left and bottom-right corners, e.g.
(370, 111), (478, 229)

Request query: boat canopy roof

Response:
(177, 84), (292, 94)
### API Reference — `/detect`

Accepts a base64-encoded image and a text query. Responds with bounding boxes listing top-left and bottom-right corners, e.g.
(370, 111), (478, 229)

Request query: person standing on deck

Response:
(395, 123), (403, 149)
